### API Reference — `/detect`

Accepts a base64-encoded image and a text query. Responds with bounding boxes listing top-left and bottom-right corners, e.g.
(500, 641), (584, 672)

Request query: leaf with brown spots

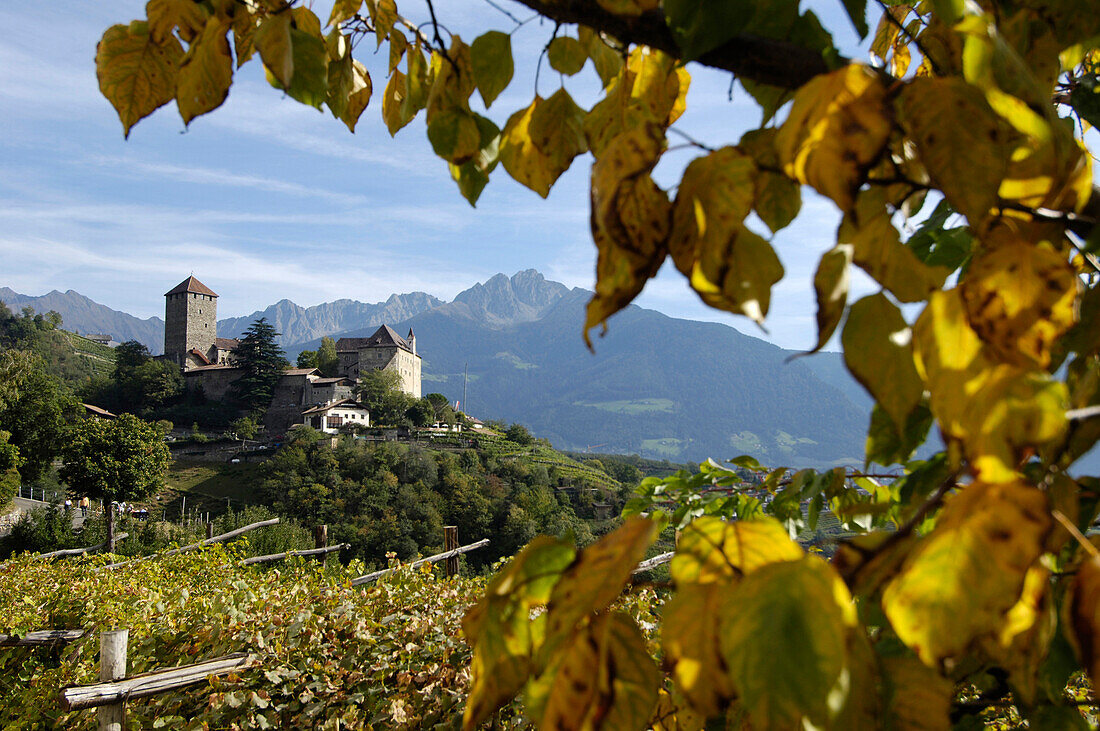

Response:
(776, 64), (892, 213)
(883, 480), (1050, 665)
(527, 611), (660, 730)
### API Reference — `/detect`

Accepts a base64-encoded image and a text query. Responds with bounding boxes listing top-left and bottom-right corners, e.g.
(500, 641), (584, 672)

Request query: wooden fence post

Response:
(314, 525), (328, 567)
(98, 629), (128, 731)
(106, 505), (116, 554)
(206, 522), (214, 540)
(444, 526), (458, 577)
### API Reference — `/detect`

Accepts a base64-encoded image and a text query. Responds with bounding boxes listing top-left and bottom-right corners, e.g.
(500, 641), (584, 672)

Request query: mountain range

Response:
(1, 271), (872, 467)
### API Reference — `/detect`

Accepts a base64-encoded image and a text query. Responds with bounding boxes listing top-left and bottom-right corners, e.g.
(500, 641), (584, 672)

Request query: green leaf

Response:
(427, 109), (482, 164)
(470, 31), (513, 108)
(1070, 74), (1100, 128)
(839, 0), (869, 38)
(449, 114), (501, 206)
(254, 12), (293, 90)
(176, 18), (233, 126)
(276, 28), (329, 109)
(807, 244), (852, 354)
(96, 21), (184, 138)
(527, 88), (587, 161)
(842, 293), (922, 437)
(720, 557), (853, 728)
(547, 36), (586, 76)
(865, 400), (934, 467)
(663, 0), (755, 60)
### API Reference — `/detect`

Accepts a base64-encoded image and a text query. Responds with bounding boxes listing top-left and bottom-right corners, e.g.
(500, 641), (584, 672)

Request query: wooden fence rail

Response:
(239, 543), (349, 566)
(59, 652), (252, 712)
(100, 518), (280, 570)
(31, 534), (129, 562)
(632, 551), (674, 575)
(0, 630), (86, 647)
(351, 538), (491, 586)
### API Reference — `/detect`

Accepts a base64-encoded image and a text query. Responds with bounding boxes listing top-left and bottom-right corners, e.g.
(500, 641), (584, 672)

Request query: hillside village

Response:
(159, 275), (426, 436)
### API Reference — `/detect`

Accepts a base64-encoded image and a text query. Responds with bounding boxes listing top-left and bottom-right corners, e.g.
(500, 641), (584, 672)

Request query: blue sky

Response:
(2, 1), (877, 350)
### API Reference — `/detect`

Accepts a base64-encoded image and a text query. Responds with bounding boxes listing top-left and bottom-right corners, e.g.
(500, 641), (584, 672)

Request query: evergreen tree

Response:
(230, 318), (288, 413)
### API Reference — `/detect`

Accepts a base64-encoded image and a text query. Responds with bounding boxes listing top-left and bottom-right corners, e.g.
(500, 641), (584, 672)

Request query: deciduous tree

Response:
(59, 413), (170, 502)
(96, 0), (1100, 727)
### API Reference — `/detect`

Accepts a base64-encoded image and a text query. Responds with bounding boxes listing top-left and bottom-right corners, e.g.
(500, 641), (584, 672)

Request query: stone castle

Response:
(161, 276), (422, 432)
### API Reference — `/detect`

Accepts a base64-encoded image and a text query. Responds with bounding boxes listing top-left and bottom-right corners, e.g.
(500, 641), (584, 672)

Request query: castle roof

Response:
(214, 337), (239, 350)
(301, 398), (368, 416)
(336, 325), (413, 353)
(165, 276), (218, 298)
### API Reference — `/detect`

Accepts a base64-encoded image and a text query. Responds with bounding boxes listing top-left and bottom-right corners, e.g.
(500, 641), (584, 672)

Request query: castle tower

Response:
(164, 276), (218, 366)
(407, 328), (416, 355)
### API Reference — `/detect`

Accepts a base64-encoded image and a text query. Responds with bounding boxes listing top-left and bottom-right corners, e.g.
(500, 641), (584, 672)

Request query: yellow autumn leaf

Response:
(462, 535), (576, 730)
(544, 517), (657, 648)
(231, 9), (257, 68)
(501, 98), (578, 198)
(96, 21), (184, 138)
(591, 124), (668, 257)
(529, 611), (660, 730)
(327, 0), (363, 27)
(776, 64), (892, 212)
(425, 36), (475, 123)
(809, 244), (852, 353)
(343, 60), (372, 132)
(896, 78), (1010, 229)
(627, 47), (690, 126)
(671, 516), (802, 584)
(176, 18), (232, 126)
(669, 147), (758, 277)
(662, 584), (736, 717)
(960, 232), (1077, 369)
(690, 227), (784, 325)
(842, 294), (923, 438)
(584, 224), (664, 348)
(839, 190), (949, 303)
(882, 480), (1050, 665)
(914, 289), (1068, 481)
(977, 564), (1052, 706)
(529, 88), (588, 162)
(147, 0), (206, 43)
(880, 657), (953, 730)
(381, 68), (411, 136)
(253, 12), (293, 90)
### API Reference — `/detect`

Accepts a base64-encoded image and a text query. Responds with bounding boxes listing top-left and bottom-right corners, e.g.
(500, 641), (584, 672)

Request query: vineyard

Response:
(0, 544), (529, 728)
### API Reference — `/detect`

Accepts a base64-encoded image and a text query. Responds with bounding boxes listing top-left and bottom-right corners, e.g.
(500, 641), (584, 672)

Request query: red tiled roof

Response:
(188, 348), (212, 365)
(165, 276), (218, 297)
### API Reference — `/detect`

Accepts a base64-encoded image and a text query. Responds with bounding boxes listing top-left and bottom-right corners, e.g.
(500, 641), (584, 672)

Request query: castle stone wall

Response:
(165, 291), (217, 364)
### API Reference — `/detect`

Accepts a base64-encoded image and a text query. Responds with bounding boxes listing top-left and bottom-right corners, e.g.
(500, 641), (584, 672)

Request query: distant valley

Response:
(1, 271), (873, 468)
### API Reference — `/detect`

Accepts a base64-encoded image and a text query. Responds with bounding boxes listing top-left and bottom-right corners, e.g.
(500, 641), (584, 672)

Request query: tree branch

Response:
(507, 0), (835, 89)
